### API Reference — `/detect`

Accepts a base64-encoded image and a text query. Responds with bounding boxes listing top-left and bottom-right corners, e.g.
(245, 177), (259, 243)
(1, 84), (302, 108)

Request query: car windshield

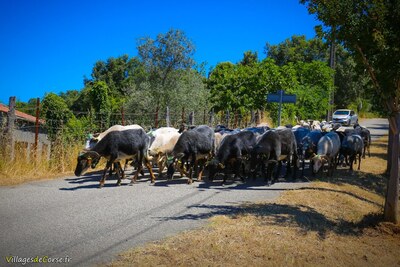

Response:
(334, 110), (350, 115)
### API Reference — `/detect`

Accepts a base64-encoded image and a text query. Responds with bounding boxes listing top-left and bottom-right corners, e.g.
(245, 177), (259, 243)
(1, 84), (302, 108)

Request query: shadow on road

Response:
(60, 170), (153, 191)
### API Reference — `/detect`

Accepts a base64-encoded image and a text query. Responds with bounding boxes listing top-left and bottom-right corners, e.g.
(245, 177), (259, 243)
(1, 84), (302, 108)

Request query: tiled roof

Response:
(0, 103), (45, 124)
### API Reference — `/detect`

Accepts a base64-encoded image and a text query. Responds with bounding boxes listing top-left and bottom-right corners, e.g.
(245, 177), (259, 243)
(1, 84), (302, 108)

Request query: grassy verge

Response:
(107, 136), (400, 267)
(0, 143), (83, 186)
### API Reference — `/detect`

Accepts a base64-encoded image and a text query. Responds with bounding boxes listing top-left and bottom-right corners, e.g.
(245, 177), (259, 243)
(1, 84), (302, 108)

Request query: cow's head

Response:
(167, 153), (187, 179)
(311, 154), (327, 174)
(74, 151), (101, 177)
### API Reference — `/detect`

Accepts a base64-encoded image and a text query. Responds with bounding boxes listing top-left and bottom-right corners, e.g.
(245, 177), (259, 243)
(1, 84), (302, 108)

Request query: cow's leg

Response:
(197, 159), (207, 182)
(187, 164), (193, 184)
(349, 155), (354, 171)
(357, 153), (362, 170)
(222, 172), (229, 185)
(121, 159), (130, 179)
(285, 158), (292, 177)
(145, 157), (156, 184)
(131, 154), (143, 184)
(176, 161), (187, 177)
(234, 158), (245, 182)
(267, 162), (275, 186)
(327, 158), (333, 177)
(275, 161), (282, 181)
(100, 160), (113, 188)
(291, 154), (297, 181)
(193, 159), (199, 179)
(301, 157), (306, 178)
(187, 156), (195, 184)
(116, 162), (122, 186)
(157, 154), (165, 178)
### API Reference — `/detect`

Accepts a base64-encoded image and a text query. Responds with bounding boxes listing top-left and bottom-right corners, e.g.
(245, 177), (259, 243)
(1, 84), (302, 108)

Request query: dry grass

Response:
(108, 136), (400, 267)
(0, 143), (83, 185)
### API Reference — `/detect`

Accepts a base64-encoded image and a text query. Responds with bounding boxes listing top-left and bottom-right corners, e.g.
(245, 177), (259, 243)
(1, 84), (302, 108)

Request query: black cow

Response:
(299, 130), (323, 176)
(74, 128), (156, 188)
(250, 128), (297, 185)
(274, 128), (298, 180)
(353, 124), (371, 158)
(249, 130), (281, 185)
(340, 134), (364, 171)
(292, 126), (311, 159)
(167, 125), (215, 184)
(208, 131), (257, 185)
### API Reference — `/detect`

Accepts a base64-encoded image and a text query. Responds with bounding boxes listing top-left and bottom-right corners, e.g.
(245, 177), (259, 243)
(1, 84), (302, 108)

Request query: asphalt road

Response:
(359, 117), (389, 140)
(0, 118), (389, 267)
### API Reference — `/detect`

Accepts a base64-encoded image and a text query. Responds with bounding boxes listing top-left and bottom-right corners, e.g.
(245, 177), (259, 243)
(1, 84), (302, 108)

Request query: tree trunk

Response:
(386, 125), (393, 176)
(384, 112), (400, 223)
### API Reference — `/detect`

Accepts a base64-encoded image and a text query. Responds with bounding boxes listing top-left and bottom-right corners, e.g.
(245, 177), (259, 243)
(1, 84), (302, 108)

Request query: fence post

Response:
(166, 106), (170, 127)
(59, 120), (65, 172)
(154, 106), (159, 128)
(256, 110), (261, 125)
(181, 107), (185, 123)
(208, 108), (214, 127)
(250, 110), (255, 126)
(6, 96), (16, 161)
(225, 110), (230, 128)
(34, 98), (40, 161)
(121, 106), (125, 126)
(203, 109), (206, 125)
(189, 111), (194, 126)
(234, 110), (238, 128)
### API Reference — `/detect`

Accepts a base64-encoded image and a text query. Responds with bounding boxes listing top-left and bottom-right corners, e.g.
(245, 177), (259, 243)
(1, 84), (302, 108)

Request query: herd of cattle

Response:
(74, 120), (371, 188)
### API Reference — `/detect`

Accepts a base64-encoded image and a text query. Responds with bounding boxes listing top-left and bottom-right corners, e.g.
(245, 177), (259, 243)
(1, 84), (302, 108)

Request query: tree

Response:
(59, 90), (80, 109)
(88, 55), (144, 97)
(16, 98), (38, 116)
(292, 61), (334, 120)
(240, 51), (259, 66)
(301, 0), (400, 223)
(207, 57), (333, 126)
(136, 29), (196, 109)
(266, 35), (376, 114)
(87, 81), (112, 129)
(41, 93), (73, 141)
(265, 35), (327, 66)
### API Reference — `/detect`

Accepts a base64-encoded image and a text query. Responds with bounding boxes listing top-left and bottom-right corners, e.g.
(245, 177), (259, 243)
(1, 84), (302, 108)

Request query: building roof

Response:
(0, 103), (45, 124)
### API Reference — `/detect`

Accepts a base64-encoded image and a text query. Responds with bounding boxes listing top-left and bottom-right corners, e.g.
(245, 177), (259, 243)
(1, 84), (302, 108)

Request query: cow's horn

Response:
(82, 151), (101, 160)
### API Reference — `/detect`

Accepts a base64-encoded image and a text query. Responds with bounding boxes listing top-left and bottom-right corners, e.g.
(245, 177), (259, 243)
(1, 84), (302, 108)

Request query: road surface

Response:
(0, 118), (389, 266)
(359, 118), (389, 140)
(1, 173), (308, 266)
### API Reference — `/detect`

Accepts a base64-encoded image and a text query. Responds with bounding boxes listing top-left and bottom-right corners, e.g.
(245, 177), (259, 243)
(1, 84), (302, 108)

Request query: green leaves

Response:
(208, 54), (334, 125)
(41, 93), (73, 141)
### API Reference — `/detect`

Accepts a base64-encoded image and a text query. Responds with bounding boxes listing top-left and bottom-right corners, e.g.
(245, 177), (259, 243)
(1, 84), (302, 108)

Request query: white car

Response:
(332, 109), (358, 126)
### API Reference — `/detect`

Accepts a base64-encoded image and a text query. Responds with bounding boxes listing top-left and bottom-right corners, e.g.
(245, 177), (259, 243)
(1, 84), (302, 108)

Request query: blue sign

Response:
(267, 91), (296, 103)
(266, 90), (297, 126)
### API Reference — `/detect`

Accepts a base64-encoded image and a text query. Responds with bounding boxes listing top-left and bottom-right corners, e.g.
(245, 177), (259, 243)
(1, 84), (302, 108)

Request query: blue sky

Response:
(0, 0), (319, 104)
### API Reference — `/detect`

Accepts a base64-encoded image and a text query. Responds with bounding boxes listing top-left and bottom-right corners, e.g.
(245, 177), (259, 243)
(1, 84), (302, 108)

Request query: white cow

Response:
(148, 127), (181, 178)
